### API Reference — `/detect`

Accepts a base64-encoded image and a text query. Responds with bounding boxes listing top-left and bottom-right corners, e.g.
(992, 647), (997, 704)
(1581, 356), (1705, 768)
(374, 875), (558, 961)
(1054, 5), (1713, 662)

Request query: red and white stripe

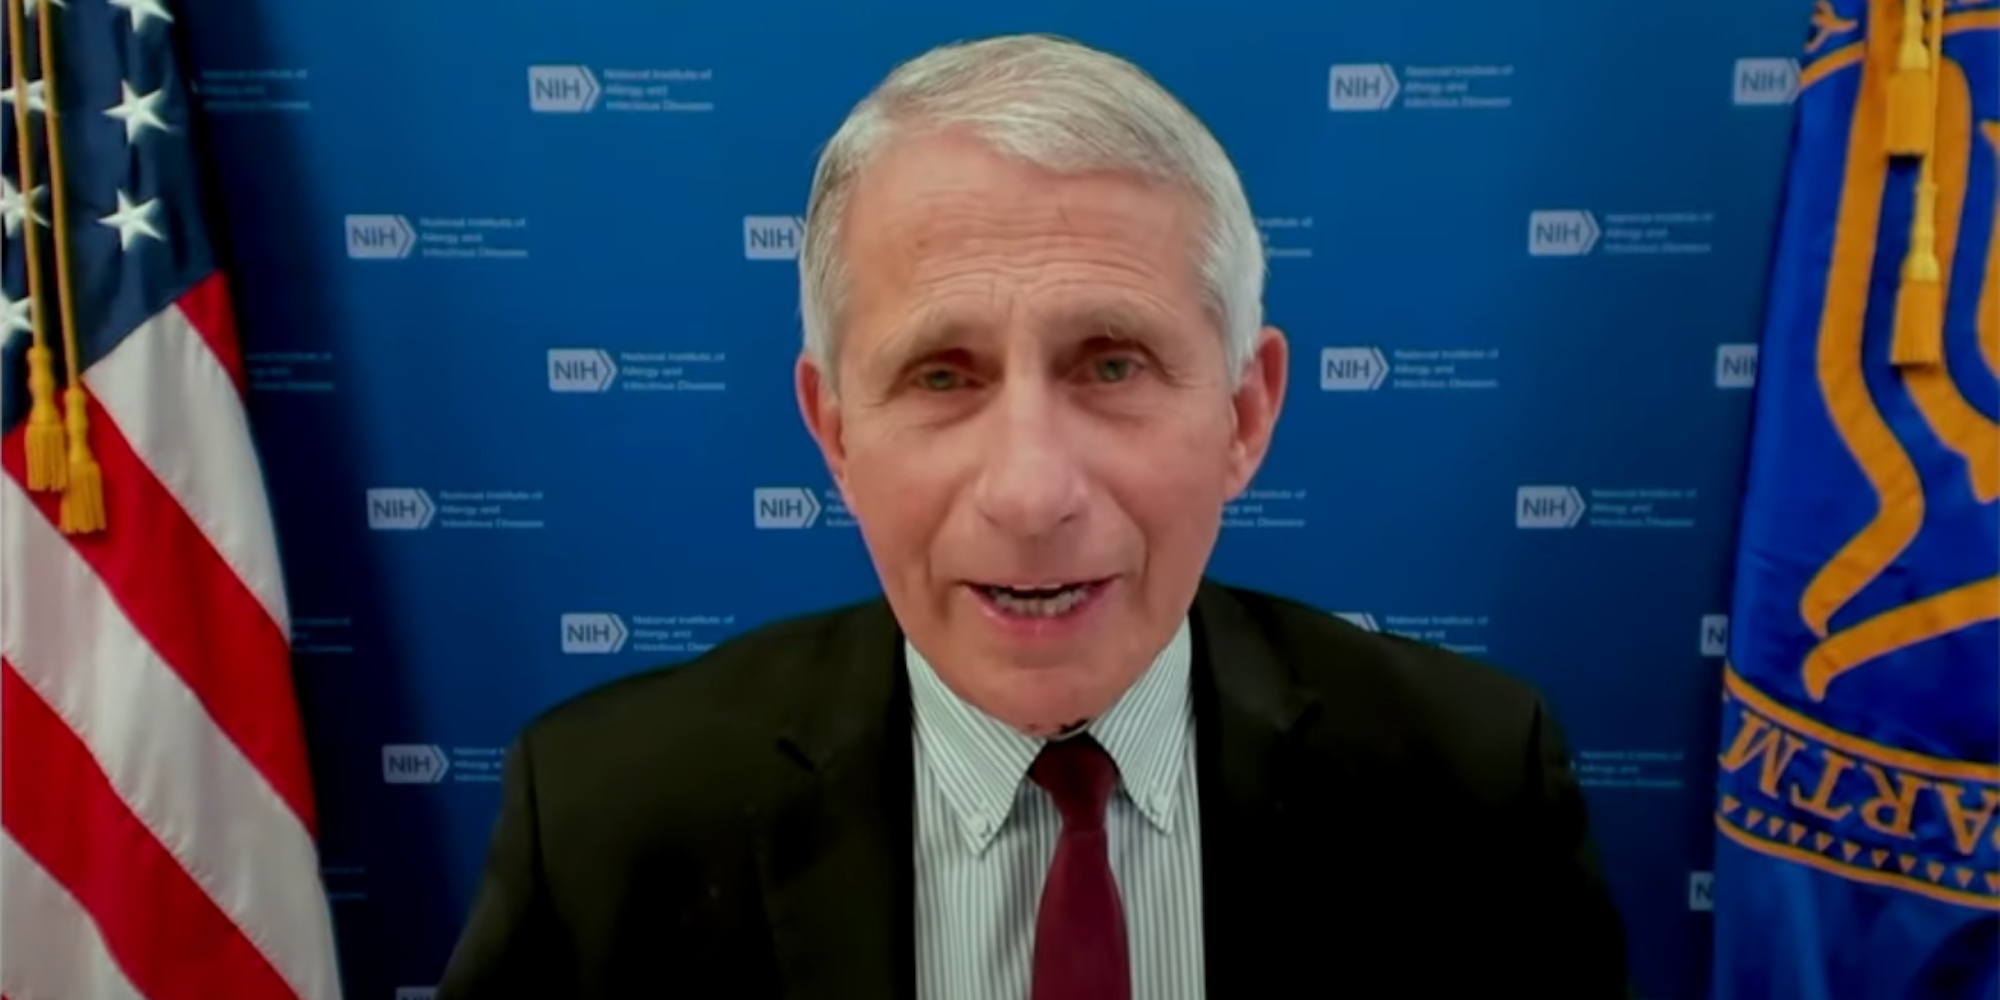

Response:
(0, 274), (343, 1000)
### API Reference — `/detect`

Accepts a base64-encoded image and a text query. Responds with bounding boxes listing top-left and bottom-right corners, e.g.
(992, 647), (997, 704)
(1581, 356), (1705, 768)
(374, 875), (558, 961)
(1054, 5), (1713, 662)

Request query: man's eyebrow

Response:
(863, 308), (974, 381)
(1057, 303), (1173, 343)
(860, 301), (1177, 383)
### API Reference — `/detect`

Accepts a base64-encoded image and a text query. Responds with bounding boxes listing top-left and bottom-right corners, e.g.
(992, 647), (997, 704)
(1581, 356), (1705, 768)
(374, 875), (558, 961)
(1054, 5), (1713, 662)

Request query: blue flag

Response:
(1710, 0), (1999, 996)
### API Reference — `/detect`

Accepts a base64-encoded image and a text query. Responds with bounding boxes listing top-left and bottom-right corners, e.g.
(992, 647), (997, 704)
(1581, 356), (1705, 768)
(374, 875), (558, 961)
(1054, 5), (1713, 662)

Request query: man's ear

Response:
(796, 353), (848, 491)
(1224, 326), (1288, 497)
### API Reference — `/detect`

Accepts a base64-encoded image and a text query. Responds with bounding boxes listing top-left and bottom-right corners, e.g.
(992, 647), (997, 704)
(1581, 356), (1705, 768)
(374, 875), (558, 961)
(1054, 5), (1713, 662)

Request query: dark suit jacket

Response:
(437, 579), (1630, 998)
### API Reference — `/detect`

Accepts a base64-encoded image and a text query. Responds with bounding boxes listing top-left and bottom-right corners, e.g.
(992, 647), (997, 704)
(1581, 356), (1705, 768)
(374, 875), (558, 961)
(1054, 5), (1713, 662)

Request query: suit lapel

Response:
(750, 582), (1337, 999)
(1189, 580), (1326, 994)
(754, 599), (916, 1000)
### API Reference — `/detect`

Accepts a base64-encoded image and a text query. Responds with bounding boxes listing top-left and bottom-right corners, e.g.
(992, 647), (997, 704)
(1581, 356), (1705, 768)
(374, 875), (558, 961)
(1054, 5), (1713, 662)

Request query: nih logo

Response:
(345, 215), (414, 260)
(744, 215), (805, 260)
(560, 613), (629, 654)
(528, 65), (601, 112)
(753, 487), (821, 529)
(1528, 210), (1600, 256)
(1732, 58), (1799, 106)
(1328, 64), (1400, 111)
(366, 488), (435, 530)
(1715, 344), (1758, 389)
(1515, 485), (1586, 529)
(548, 348), (619, 392)
(1701, 615), (1729, 658)
(381, 744), (449, 784)
(1688, 871), (1715, 911)
(1332, 612), (1379, 632)
(1319, 347), (1387, 392)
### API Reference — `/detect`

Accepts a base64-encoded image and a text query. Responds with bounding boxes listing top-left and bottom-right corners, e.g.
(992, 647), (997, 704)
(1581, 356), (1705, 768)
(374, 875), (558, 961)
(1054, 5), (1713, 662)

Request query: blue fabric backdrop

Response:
(173, 2), (1815, 996)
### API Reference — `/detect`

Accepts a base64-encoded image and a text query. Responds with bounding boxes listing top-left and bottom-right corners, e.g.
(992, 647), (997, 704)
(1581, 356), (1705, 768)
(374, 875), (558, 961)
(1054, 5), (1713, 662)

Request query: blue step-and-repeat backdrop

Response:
(173, 1), (1813, 996)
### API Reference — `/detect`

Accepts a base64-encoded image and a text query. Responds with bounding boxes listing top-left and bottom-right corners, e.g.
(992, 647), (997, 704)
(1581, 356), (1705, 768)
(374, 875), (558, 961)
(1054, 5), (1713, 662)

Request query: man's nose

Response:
(970, 381), (1086, 538)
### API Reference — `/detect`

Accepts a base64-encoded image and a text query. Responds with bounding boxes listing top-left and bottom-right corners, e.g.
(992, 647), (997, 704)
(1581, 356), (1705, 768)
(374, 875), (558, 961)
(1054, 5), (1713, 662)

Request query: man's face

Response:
(797, 130), (1287, 735)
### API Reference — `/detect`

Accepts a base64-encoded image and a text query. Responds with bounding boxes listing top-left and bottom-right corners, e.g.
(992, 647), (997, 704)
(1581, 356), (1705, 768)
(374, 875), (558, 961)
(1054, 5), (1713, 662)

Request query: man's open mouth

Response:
(971, 580), (1106, 618)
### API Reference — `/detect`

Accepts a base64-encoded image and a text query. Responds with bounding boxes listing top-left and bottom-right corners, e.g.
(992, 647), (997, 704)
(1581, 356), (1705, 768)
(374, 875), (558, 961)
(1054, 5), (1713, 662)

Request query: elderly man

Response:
(438, 33), (1629, 1000)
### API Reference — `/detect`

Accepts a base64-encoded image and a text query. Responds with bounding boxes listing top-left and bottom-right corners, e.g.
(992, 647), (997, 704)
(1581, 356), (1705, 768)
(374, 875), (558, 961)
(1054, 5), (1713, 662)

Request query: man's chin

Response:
(978, 667), (1123, 736)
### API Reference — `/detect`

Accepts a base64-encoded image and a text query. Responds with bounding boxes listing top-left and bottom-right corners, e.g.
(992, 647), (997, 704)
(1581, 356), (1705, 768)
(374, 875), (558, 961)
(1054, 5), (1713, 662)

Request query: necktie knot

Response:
(1028, 733), (1118, 832)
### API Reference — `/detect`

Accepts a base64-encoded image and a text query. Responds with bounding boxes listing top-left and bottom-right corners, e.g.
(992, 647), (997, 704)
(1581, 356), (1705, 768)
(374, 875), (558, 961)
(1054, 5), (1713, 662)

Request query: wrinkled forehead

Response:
(830, 133), (1214, 372)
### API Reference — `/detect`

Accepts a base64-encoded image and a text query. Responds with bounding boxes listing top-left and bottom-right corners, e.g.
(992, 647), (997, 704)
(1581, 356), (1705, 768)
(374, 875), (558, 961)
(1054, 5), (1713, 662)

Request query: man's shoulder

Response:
(1223, 583), (1542, 708)
(513, 581), (1557, 790)
(1216, 583), (1554, 789)
(515, 596), (885, 770)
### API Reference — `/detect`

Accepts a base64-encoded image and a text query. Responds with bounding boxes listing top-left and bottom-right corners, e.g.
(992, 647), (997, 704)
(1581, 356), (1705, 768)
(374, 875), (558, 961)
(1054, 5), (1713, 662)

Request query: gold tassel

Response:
(57, 386), (103, 533)
(5, 0), (62, 489)
(32, 0), (105, 533)
(1892, 198), (1943, 365)
(1891, 0), (1946, 367)
(1886, 0), (1934, 156)
(24, 346), (65, 489)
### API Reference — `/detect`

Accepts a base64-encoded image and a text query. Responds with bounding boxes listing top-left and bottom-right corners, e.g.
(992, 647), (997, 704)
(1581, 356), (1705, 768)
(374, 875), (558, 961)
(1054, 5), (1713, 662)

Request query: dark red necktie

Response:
(1027, 733), (1130, 1000)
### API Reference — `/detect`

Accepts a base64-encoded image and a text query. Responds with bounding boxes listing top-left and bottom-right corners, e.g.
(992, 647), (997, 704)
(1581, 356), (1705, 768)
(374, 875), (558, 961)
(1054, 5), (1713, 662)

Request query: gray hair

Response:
(797, 33), (1265, 390)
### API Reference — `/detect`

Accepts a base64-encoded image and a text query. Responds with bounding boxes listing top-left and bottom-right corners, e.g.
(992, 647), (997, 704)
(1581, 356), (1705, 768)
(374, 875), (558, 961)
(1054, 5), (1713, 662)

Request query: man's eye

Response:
(1091, 356), (1142, 383)
(917, 368), (964, 391)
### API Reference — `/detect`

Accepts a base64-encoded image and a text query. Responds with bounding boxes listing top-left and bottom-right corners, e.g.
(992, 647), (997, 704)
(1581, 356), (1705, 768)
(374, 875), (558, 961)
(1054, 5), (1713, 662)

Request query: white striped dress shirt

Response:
(906, 618), (1206, 1000)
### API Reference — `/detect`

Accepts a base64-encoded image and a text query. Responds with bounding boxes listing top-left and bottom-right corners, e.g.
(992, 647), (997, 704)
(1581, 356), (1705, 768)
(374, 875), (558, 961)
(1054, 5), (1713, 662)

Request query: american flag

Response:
(0, 0), (343, 997)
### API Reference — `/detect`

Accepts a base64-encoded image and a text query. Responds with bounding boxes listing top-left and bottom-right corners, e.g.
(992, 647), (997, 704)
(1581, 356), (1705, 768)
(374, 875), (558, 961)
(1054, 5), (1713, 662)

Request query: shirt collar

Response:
(907, 617), (1194, 854)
